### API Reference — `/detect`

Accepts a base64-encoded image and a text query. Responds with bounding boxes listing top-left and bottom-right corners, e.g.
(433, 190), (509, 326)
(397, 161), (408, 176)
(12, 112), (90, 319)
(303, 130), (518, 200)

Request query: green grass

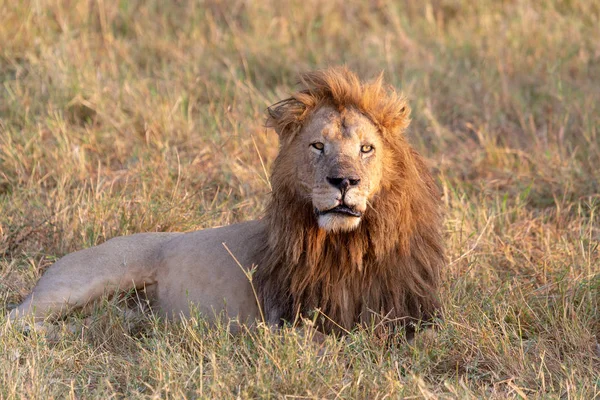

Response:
(1, 0), (599, 398)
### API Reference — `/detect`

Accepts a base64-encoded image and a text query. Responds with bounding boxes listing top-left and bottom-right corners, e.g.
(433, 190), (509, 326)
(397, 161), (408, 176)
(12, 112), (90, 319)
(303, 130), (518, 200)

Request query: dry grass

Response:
(1, 0), (599, 398)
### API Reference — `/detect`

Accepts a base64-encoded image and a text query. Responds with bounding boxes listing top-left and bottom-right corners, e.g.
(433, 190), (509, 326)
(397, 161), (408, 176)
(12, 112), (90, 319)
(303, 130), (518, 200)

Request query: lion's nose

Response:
(327, 176), (361, 191)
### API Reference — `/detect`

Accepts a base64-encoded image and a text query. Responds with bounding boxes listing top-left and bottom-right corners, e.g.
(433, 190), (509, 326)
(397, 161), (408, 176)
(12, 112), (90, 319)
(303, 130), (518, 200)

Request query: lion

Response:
(9, 67), (445, 338)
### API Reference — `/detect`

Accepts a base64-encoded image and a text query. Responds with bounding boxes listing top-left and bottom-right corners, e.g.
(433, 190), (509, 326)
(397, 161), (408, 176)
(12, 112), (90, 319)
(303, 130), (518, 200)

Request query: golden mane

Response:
(267, 66), (411, 143)
(256, 67), (444, 336)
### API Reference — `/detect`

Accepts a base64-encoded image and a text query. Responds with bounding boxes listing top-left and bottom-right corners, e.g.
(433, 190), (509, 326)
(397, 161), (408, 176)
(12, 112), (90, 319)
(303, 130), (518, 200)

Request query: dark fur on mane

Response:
(255, 67), (444, 336)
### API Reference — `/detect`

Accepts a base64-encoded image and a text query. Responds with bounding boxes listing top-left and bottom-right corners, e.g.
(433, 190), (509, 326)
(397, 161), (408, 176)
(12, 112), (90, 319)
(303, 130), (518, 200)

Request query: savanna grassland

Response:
(1, 0), (600, 398)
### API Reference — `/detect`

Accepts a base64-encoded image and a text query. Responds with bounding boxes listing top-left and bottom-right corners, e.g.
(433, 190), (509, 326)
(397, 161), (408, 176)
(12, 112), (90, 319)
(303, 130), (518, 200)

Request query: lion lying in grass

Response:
(10, 67), (445, 337)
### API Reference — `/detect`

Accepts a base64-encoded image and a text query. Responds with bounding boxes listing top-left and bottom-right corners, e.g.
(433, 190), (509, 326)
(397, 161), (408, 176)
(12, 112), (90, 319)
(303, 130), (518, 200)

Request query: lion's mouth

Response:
(319, 205), (362, 218)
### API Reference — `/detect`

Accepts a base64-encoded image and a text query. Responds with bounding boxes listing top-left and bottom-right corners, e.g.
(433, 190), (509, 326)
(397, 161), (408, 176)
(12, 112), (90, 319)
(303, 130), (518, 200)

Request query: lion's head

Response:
(256, 67), (444, 336)
(270, 105), (383, 233)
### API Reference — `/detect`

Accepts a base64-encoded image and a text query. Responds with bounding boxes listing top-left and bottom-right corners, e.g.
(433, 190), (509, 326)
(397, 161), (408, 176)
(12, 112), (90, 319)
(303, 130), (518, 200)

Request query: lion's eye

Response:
(361, 144), (374, 153)
(311, 142), (325, 151)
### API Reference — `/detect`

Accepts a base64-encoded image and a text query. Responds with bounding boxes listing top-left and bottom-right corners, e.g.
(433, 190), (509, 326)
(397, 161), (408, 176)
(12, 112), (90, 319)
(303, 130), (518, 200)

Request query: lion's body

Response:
(10, 67), (445, 336)
(11, 222), (264, 326)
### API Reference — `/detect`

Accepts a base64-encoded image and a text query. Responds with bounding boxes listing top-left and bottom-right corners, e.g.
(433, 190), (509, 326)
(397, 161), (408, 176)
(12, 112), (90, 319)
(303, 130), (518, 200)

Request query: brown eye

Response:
(361, 144), (374, 153)
(311, 142), (325, 151)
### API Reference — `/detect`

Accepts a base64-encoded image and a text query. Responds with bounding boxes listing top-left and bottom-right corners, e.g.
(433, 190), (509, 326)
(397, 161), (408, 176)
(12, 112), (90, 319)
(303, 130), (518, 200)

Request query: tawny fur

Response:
(257, 67), (444, 335)
(10, 67), (444, 338)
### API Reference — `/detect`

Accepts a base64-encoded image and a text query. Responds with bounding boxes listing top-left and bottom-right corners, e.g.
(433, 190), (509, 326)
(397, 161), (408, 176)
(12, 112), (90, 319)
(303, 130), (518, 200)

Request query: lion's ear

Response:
(267, 95), (310, 146)
(380, 95), (412, 138)
(387, 106), (411, 139)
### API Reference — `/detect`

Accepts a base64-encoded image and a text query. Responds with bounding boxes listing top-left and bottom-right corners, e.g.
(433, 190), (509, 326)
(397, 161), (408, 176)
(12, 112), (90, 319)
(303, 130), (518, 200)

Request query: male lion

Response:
(10, 67), (444, 337)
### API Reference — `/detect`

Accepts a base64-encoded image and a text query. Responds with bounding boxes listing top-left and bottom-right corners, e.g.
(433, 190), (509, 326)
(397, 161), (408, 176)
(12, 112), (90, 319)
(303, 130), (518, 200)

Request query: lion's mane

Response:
(255, 67), (445, 335)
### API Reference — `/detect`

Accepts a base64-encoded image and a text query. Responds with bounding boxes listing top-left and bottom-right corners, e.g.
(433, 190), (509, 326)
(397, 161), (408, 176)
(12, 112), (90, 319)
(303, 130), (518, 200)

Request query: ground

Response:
(1, 1), (599, 398)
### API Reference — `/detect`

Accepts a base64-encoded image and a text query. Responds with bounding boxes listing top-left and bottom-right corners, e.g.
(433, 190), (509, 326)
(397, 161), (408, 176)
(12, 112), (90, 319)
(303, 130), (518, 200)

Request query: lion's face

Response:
(293, 106), (384, 232)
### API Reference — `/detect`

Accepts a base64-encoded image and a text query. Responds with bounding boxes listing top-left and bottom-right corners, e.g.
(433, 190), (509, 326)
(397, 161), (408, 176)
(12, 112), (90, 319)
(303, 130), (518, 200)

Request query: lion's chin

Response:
(317, 214), (362, 233)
